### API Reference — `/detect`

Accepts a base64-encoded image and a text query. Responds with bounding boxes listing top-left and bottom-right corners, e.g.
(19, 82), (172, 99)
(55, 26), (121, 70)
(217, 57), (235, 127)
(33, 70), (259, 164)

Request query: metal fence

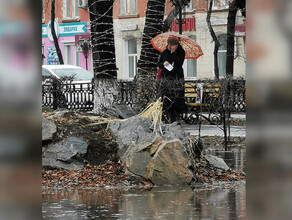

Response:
(42, 79), (245, 113)
(42, 81), (94, 111)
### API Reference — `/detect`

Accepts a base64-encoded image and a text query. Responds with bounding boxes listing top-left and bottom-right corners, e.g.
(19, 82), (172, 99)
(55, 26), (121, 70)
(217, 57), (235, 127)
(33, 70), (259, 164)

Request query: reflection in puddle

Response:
(204, 149), (246, 173)
(43, 182), (245, 219)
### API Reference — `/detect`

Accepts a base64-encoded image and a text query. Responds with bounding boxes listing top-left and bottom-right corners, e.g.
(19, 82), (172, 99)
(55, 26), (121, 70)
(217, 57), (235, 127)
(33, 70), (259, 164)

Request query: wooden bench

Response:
(183, 82), (222, 124)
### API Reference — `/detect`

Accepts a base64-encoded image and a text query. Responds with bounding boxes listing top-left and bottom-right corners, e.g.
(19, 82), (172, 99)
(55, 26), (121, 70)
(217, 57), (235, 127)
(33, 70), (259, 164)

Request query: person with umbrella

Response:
(157, 36), (186, 123)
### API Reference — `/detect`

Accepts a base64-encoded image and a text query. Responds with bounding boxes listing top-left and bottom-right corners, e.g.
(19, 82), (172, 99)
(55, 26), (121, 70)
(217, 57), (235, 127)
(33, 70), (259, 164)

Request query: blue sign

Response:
(42, 22), (87, 38)
(47, 46), (59, 65)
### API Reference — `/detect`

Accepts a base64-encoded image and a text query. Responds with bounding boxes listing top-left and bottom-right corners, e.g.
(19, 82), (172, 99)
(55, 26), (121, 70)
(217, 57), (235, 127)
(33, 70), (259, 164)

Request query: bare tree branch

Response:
(206, 0), (220, 79)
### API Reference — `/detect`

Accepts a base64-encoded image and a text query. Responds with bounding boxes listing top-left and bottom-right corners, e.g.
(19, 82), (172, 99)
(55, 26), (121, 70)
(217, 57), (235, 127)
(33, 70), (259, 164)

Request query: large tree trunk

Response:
(226, 0), (237, 77)
(89, 0), (118, 115)
(137, 0), (165, 72)
(226, 0), (246, 77)
(134, 0), (166, 110)
(51, 0), (64, 64)
(206, 0), (220, 79)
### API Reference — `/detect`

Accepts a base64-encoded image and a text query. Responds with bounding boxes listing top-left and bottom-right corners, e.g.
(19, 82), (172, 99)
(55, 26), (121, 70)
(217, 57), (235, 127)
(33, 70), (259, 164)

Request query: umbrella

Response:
(150, 32), (203, 59)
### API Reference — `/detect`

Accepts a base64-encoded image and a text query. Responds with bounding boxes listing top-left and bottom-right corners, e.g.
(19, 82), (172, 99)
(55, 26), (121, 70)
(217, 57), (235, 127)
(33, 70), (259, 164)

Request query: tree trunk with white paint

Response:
(88, 0), (118, 114)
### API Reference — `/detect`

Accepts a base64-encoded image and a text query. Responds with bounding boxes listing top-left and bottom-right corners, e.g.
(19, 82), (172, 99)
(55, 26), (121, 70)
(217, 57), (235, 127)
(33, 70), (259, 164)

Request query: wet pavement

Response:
(181, 125), (246, 137)
(42, 149), (246, 219)
(42, 115), (246, 219)
(42, 182), (245, 220)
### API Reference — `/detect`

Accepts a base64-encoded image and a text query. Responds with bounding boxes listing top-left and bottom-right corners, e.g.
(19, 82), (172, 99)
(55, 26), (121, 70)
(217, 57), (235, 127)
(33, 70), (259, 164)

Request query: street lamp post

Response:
(81, 41), (89, 70)
(172, 0), (184, 34)
(178, 3), (183, 34)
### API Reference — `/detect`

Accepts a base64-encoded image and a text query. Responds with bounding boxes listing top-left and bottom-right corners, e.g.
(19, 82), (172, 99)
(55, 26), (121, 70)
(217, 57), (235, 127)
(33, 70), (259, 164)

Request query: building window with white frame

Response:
(212, 0), (219, 9)
(185, 0), (193, 12)
(120, 0), (137, 15)
(220, 0), (228, 9)
(183, 35), (197, 78)
(125, 39), (137, 79)
(217, 34), (227, 77)
(212, 0), (228, 10)
(73, 45), (80, 66)
(63, 0), (79, 19)
(73, 0), (79, 18)
(42, 1), (45, 22)
(63, 0), (70, 18)
(63, 44), (72, 64)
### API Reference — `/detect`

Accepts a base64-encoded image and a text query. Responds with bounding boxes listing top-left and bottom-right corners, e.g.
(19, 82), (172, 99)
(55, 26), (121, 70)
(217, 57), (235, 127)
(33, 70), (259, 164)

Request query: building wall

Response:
(113, 0), (246, 80)
(113, 17), (145, 79)
(42, 0), (91, 71)
(42, 0), (246, 78)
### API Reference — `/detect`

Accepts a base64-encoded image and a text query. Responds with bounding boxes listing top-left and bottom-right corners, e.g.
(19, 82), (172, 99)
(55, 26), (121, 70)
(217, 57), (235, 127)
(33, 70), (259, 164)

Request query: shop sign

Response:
(170, 17), (196, 32)
(211, 18), (227, 26)
(47, 46), (59, 65)
(42, 22), (87, 39)
(120, 24), (137, 31)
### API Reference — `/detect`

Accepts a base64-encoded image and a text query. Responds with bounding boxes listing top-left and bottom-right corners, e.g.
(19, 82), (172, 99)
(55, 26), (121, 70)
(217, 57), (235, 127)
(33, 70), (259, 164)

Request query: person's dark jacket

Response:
(157, 44), (186, 119)
(157, 44), (185, 80)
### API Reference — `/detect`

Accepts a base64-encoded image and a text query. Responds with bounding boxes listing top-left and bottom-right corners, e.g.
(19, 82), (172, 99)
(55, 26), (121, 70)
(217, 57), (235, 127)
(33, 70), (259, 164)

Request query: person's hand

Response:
(163, 61), (169, 66)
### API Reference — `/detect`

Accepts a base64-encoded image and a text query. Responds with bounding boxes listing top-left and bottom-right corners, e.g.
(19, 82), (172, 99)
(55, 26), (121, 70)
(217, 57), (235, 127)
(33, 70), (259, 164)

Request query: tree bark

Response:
(51, 0), (64, 64)
(206, 0), (220, 79)
(89, 0), (118, 114)
(226, 0), (246, 77)
(226, 0), (238, 77)
(137, 0), (166, 72)
(134, 0), (166, 110)
(89, 0), (117, 78)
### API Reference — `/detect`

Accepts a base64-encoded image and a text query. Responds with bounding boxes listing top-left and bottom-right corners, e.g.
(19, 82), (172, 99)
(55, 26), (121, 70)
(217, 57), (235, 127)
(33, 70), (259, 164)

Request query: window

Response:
(213, 0), (219, 9)
(73, 0), (79, 18)
(63, 0), (70, 18)
(183, 35), (197, 78)
(42, 69), (52, 78)
(220, 0), (229, 9)
(63, 44), (72, 64)
(73, 45), (80, 66)
(124, 39), (137, 79)
(120, 0), (137, 15)
(42, 1), (44, 22)
(63, 0), (79, 19)
(217, 34), (227, 77)
(185, 0), (193, 12)
(51, 68), (93, 80)
(213, 0), (228, 10)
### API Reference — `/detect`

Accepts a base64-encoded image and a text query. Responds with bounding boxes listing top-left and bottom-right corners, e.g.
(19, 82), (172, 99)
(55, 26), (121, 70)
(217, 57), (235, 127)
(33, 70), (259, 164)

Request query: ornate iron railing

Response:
(42, 79), (245, 115)
(42, 81), (94, 111)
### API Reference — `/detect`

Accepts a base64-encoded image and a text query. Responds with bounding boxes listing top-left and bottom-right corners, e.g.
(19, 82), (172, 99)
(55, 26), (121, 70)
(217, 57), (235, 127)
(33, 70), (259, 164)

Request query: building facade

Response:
(113, 0), (246, 80)
(42, 0), (92, 71)
(42, 0), (246, 78)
